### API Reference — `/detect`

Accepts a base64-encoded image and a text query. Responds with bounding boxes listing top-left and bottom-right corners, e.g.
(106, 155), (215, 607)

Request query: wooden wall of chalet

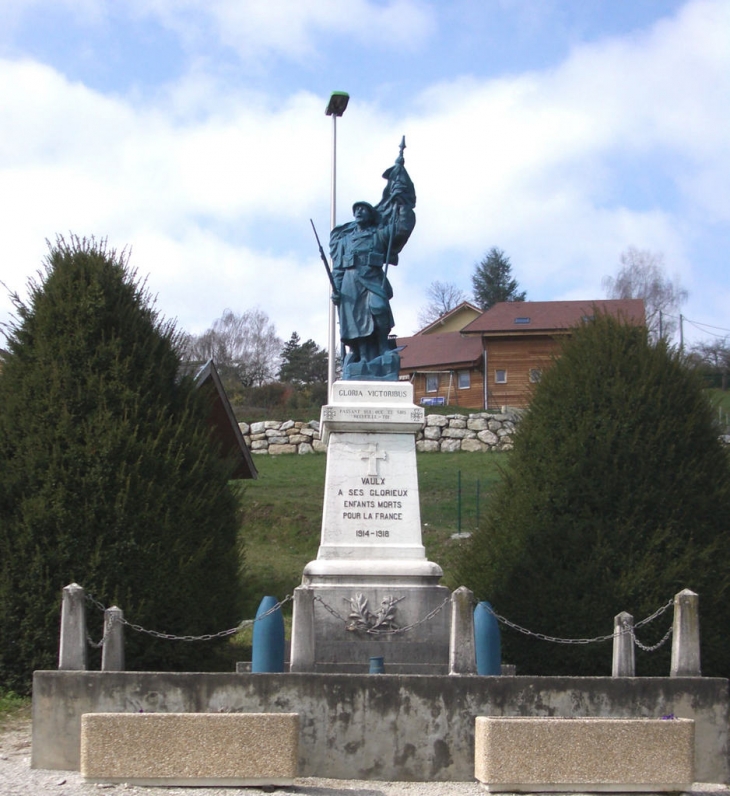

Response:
(407, 366), (486, 410)
(401, 335), (565, 410)
(485, 335), (560, 408)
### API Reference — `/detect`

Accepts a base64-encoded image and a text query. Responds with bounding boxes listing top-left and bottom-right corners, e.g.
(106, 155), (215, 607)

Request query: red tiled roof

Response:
(396, 331), (484, 370)
(461, 299), (645, 334)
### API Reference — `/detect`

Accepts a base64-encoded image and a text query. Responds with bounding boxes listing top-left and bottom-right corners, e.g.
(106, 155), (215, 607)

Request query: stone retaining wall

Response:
(238, 412), (522, 456)
(416, 411), (520, 453)
(240, 415), (727, 456)
(239, 420), (326, 456)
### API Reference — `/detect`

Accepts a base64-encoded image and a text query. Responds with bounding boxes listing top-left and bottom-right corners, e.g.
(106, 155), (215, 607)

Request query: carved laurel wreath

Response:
(345, 593), (404, 634)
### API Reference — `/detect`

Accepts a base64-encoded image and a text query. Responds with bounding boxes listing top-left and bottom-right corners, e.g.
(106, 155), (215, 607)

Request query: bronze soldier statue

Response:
(330, 138), (416, 381)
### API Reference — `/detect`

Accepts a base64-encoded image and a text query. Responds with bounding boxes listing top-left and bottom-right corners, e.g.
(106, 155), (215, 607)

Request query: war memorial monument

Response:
(289, 140), (455, 673)
(30, 138), (727, 789)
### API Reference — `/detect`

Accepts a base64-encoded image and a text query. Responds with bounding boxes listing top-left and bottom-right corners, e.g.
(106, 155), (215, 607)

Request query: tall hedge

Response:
(0, 237), (242, 693)
(455, 313), (730, 677)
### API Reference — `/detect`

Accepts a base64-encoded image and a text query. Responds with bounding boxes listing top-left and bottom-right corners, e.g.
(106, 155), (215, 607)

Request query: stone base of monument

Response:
(292, 580), (452, 673)
(34, 671), (729, 783)
(290, 381), (453, 673)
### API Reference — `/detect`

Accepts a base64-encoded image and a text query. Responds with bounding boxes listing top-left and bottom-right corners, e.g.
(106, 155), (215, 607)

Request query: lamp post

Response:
(325, 91), (349, 398)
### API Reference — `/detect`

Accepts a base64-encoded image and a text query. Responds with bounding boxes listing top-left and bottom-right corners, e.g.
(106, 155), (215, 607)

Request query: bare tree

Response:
(417, 281), (468, 328)
(182, 307), (282, 387)
(602, 247), (688, 341)
(689, 338), (730, 391)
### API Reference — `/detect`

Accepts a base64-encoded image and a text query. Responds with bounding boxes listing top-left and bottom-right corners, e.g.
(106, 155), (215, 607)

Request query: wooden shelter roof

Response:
(195, 360), (257, 480)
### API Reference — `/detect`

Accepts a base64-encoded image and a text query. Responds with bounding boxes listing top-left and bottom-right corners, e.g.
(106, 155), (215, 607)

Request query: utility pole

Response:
(679, 313), (684, 352)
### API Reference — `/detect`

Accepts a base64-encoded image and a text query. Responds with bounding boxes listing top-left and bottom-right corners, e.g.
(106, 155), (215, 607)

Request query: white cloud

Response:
(124, 0), (435, 67)
(397, 0), (729, 304)
(127, 229), (330, 342)
(1, 1), (728, 348)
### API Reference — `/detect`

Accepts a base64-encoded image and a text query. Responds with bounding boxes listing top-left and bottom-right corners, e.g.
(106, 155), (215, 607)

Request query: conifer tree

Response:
(471, 247), (526, 310)
(278, 332), (328, 385)
(454, 313), (730, 677)
(0, 237), (242, 692)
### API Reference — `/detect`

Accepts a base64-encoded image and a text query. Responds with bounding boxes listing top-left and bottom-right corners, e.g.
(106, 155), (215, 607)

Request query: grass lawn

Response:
(236, 450), (507, 617)
(706, 388), (730, 431)
(0, 690), (30, 728)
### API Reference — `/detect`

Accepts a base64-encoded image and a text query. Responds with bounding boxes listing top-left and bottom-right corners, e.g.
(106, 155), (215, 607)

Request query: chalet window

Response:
(495, 369), (507, 384)
(529, 368), (542, 383)
(457, 370), (470, 389)
(426, 374), (439, 393)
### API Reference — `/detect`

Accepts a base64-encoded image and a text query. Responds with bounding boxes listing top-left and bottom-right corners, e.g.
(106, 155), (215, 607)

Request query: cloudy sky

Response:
(1, 0), (728, 351)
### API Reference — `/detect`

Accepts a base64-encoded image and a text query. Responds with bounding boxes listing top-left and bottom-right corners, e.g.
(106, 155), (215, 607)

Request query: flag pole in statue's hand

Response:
(381, 135), (406, 288)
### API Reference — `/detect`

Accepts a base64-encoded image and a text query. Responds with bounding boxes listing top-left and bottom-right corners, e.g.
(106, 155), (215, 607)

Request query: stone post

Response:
(612, 611), (635, 677)
(671, 588), (701, 677)
(58, 583), (87, 670)
(101, 606), (125, 672)
(449, 586), (476, 675)
(289, 586), (316, 672)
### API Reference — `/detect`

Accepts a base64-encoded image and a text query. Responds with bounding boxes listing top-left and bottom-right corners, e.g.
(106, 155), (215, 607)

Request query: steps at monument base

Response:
(474, 716), (695, 792)
(235, 662), (449, 674)
(312, 662), (449, 675)
(80, 712), (299, 786)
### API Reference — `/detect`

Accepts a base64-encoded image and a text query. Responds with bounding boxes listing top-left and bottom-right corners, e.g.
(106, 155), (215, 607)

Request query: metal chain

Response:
(85, 592), (293, 643)
(313, 594), (451, 636)
(84, 605), (124, 649)
(86, 630), (108, 650)
(480, 597), (674, 647)
(85, 593), (108, 614)
(632, 598), (675, 630)
(633, 624), (673, 652)
(83, 588), (676, 651)
(84, 594), (115, 649)
(314, 594), (351, 623)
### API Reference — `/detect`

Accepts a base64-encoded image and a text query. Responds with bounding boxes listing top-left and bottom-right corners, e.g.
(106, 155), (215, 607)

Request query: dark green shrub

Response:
(454, 313), (730, 677)
(0, 237), (242, 693)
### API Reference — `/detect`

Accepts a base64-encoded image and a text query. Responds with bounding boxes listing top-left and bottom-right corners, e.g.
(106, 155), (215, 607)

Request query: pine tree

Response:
(0, 237), (242, 692)
(471, 247), (526, 310)
(278, 332), (327, 385)
(454, 313), (730, 677)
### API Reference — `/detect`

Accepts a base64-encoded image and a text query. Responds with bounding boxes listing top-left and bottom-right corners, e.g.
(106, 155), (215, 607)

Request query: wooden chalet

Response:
(398, 299), (645, 410)
(396, 331), (485, 407)
(461, 299), (645, 409)
(416, 301), (482, 335)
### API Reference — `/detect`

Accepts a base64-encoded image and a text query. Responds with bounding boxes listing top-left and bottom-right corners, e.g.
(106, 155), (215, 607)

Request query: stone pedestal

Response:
(290, 381), (451, 673)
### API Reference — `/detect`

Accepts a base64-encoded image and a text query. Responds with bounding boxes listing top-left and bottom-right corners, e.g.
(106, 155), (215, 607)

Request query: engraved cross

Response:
(359, 443), (387, 477)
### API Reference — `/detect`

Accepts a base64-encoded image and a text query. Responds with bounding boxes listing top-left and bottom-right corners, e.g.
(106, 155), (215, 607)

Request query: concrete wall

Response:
(32, 671), (729, 783)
